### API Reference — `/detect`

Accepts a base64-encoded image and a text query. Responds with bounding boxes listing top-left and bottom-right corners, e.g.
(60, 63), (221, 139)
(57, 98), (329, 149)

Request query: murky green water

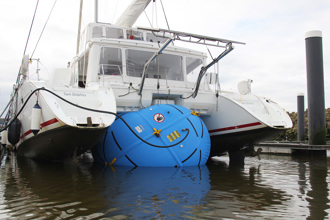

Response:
(0, 152), (329, 219)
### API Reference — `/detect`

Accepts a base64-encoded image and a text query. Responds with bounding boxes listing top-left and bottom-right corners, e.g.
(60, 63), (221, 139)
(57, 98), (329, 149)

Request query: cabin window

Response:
(126, 49), (183, 81)
(92, 26), (103, 38)
(105, 27), (123, 39)
(127, 30), (144, 41)
(99, 47), (122, 76)
(146, 33), (168, 43)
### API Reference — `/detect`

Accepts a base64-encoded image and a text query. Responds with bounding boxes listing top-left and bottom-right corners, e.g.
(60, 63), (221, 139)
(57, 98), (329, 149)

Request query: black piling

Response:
(297, 93), (305, 142)
(305, 30), (326, 145)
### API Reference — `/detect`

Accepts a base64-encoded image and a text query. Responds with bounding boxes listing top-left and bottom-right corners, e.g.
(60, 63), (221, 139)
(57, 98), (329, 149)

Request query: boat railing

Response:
(191, 43), (234, 98)
(136, 27), (245, 98)
(137, 37), (173, 95)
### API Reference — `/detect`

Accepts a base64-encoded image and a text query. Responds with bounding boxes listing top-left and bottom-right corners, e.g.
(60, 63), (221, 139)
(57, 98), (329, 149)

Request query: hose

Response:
(0, 87), (190, 148)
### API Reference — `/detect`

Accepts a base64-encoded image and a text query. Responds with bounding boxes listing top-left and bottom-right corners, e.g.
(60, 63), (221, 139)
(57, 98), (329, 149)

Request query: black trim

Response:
(102, 131), (108, 162)
(186, 118), (198, 137)
(125, 155), (137, 167)
(169, 104), (184, 114)
(112, 131), (122, 151)
(199, 118), (204, 138)
(198, 150), (202, 166)
(182, 148), (197, 163)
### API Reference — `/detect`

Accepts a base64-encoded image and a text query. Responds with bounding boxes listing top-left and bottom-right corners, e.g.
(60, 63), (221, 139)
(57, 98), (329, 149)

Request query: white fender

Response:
(31, 103), (42, 135)
(1, 130), (8, 146)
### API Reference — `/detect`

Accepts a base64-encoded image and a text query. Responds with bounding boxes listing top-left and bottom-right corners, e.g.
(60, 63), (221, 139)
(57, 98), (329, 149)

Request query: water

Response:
(0, 152), (330, 219)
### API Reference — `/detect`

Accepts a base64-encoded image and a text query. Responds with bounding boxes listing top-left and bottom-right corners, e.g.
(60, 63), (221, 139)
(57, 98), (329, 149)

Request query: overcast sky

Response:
(0, 0), (329, 114)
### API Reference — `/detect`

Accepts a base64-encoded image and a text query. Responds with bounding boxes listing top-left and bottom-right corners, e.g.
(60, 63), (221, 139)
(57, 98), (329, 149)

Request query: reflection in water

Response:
(0, 153), (329, 219)
(91, 165), (211, 219)
(0, 154), (210, 219)
(295, 156), (330, 220)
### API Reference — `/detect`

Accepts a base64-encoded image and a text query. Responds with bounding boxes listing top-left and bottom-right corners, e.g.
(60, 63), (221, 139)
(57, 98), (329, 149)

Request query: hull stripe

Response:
(209, 122), (262, 133)
(21, 118), (60, 139)
(40, 118), (59, 128)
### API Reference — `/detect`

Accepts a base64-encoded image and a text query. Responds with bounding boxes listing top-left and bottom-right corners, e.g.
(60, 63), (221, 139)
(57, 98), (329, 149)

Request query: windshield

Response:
(126, 49), (183, 81)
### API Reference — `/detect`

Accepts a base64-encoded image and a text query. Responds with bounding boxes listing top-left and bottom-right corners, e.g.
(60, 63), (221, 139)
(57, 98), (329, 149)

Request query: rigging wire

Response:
(23, 0), (39, 56)
(159, 0), (170, 30)
(144, 10), (153, 27)
(31, 0), (58, 59)
(15, 0), (40, 85)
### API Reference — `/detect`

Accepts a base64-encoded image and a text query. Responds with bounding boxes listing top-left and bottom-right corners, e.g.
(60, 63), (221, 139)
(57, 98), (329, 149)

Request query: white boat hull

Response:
(201, 92), (292, 155)
(11, 81), (116, 161)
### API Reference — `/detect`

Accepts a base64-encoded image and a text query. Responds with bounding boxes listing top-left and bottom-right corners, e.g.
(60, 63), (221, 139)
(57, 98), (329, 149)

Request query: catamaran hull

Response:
(201, 93), (291, 156)
(209, 126), (285, 156)
(17, 125), (108, 161)
(9, 80), (116, 161)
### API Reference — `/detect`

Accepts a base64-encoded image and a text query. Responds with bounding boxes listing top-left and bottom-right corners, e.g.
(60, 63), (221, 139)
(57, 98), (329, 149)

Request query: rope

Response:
(0, 87), (190, 149)
(31, 0), (58, 59)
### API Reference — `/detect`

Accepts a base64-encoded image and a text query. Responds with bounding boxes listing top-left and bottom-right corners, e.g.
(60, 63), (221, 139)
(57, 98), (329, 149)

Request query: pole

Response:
(95, 0), (98, 23)
(297, 93), (305, 141)
(76, 0), (83, 55)
(305, 30), (326, 145)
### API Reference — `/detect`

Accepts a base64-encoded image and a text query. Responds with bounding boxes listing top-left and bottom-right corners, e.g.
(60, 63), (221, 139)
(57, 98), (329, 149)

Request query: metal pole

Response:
(95, 0), (98, 23)
(297, 93), (305, 142)
(305, 30), (326, 145)
(76, 0), (83, 55)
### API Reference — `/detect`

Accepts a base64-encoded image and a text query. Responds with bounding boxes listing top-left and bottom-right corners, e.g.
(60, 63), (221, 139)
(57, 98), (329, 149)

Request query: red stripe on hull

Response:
(40, 118), (59, 128)
(209, 122), (262, 133)
(21, 118), (59, 139)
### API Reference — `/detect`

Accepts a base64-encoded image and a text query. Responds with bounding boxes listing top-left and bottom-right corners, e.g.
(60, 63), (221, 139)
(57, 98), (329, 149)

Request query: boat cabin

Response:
(73, 23), (208, 89)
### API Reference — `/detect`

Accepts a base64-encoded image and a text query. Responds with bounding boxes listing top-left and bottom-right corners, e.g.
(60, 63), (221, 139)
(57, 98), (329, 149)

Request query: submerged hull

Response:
(17, 125), (108, 161)
(209, 126), (285, 156)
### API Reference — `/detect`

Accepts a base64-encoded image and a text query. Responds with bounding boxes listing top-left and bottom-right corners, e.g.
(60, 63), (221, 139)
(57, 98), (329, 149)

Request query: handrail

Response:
(137, 37), (173, 95)
(137, 27), (245, 48)
(191, 43), (234, 98)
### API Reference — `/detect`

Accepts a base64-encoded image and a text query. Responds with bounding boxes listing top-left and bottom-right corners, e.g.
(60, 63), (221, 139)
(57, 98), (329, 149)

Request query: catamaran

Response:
(74, 0), (292, 156)
(0, 3), (117, 161)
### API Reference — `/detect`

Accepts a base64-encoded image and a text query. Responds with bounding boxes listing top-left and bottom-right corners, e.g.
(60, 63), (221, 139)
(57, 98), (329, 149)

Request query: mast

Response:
(115, 0), (152, 28)
(76, 0), (83, 54)
(95, 0), (98, 22)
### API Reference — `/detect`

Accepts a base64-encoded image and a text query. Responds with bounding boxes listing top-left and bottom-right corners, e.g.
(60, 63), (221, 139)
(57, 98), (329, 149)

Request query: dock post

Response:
(297, 93), (305, 141)
(305, 30), (326, 145)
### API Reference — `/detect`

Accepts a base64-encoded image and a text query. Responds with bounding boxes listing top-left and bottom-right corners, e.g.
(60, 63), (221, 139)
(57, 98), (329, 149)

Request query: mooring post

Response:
(305, 30), (326, 145)
(297, 93), (305, 142)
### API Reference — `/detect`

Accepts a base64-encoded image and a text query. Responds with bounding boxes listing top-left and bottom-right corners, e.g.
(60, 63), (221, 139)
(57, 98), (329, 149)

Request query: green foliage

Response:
(272, 108), (330, 141)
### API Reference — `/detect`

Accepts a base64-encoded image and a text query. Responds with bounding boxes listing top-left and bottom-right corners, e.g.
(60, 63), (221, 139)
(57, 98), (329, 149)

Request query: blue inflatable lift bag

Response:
(93, 104), (211, 167)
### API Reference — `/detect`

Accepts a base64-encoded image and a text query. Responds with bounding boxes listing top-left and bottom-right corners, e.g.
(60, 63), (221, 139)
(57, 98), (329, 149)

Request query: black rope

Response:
(1, 87), (190, 149)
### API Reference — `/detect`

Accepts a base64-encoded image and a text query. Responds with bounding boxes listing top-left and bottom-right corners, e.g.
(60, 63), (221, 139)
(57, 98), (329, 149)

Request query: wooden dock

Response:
(255, 141), (330, 155)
